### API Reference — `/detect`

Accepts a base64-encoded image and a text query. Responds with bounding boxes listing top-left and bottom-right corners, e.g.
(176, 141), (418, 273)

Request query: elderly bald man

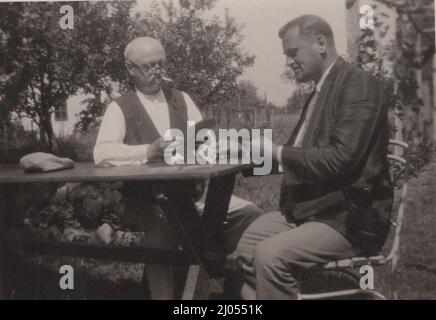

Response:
(94, 37), (263, 299)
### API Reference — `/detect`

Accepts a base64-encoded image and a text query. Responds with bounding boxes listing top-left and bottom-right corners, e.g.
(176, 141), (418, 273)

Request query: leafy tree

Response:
(0, 1), (134, 150)
(235, 80), (263, 108)
(347, 0), (435, 167)
(284, 82), (314, 115)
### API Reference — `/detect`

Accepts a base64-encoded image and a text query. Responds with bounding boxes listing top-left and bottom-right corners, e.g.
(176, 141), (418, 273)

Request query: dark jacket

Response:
(279, 58), (393, 253)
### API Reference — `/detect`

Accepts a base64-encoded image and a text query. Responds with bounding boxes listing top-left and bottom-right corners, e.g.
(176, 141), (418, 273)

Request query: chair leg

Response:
(140, 265), (151, 299)
(0, 229), (15, 300)
(0, 225), (4, 300)
(33, 261), (42, 300)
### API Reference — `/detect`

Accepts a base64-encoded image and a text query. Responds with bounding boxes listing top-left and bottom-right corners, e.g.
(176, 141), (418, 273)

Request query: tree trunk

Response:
(225, 107), (229, 127)
(39, 112), (58, 153)
(39, 122), (47, 147)
(1, 122), (8, 163)
(269, 107), (275, 128)
(345, 0), (360, 61)
(416, 33), (424, 146)
(254, 108), (259, 127)
(421, 80), (433, 146)
(433, 56), (436, 142)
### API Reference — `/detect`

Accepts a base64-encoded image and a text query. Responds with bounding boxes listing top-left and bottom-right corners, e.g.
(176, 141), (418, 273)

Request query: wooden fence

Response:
(203, 106), (277, 128)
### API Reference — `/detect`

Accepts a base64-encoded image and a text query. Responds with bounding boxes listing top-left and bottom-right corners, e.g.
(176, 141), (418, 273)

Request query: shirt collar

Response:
(135, 88), (164, 103)
(315, 58), (338, 93)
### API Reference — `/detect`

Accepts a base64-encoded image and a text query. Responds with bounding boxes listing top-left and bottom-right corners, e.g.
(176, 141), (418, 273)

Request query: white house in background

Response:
(19, 94), (90, 137)
(19, 84), (120, 137)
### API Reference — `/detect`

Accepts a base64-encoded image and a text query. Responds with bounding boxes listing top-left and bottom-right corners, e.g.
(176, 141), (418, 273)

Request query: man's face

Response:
(282, 27), (324, 83)
(127, 43), (166, 95)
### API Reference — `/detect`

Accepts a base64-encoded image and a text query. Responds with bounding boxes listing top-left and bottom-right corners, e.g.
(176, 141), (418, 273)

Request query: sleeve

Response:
(280, 70), (384, 185)
(183, 92), (203, 122)
(93, 101), (151, 167)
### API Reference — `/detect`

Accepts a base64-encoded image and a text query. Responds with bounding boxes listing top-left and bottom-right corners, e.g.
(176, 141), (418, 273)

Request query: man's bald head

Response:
(124, 37), (167, 95)
(124, 37), (166, 65)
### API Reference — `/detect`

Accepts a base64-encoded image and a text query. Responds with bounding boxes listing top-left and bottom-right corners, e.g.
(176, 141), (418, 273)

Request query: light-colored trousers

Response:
(122, 194), (263, 299)
(234, 211), (361, 299)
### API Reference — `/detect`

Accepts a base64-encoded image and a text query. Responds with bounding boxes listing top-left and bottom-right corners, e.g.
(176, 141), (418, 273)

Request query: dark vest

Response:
(115, 86), (188, 145)
(114, 86), (190, 221)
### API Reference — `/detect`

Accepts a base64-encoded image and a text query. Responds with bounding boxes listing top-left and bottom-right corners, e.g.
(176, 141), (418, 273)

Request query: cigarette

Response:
(162, 76), (173, 82)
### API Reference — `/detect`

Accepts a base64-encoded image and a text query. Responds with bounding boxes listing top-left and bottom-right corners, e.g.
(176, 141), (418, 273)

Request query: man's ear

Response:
(316, 35), (327, 54)
(125, 63), (134, 76)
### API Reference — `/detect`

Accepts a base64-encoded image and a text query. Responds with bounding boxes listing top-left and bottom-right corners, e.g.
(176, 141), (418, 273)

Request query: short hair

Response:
(278, 15), (335, 45)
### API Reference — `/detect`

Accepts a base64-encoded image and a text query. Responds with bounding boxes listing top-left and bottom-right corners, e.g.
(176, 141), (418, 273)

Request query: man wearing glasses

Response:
(94, 37), (262, 299)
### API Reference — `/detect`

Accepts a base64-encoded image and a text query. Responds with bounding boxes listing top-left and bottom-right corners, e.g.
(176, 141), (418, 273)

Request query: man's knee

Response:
(238, 204), (264, 228)
(230, 203), (263, 222)
(225, 204), (264, 253)
(253, 238), (290, 273)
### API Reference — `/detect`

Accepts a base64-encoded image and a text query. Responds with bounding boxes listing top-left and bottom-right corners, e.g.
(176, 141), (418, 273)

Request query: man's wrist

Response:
(144, 144), (152, 163)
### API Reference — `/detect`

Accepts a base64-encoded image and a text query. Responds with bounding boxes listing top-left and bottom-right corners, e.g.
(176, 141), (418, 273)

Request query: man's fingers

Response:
(160, 140), (172, 149)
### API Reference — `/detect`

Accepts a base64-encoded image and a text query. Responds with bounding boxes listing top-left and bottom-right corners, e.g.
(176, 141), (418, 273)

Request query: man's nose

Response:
(151, 66), (163, 76)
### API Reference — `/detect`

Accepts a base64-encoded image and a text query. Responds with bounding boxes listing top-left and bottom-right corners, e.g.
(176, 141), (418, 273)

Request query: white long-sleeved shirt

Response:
(94, 89), (203, 167)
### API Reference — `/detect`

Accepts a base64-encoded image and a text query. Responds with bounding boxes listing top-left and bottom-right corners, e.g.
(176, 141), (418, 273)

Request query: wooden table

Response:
(0, 162), (252, 299)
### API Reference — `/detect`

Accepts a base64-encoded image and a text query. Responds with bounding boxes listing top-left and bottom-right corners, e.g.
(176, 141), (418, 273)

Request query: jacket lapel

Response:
(301, 58), (346, 147)
(285, 89), (316, 147)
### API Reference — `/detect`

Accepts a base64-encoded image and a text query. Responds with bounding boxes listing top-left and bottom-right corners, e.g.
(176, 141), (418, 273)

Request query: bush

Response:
(0, 126), (97, 164)
(57, 130), (97, 162)
(0, 122), (45, 164)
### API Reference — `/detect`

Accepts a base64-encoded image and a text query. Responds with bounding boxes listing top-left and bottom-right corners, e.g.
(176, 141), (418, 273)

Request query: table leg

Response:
(181, 265), (210, 300)
(0, 216), (4, 300)
(144, 173), (235, 300)
(0, 185), (7, 299)
(0, 184), (16, 300)
(160, 174), (235, 299)
(155, 191), (214, 299)
(0, 218), (12, 300)
(202, 174), (235, 277)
